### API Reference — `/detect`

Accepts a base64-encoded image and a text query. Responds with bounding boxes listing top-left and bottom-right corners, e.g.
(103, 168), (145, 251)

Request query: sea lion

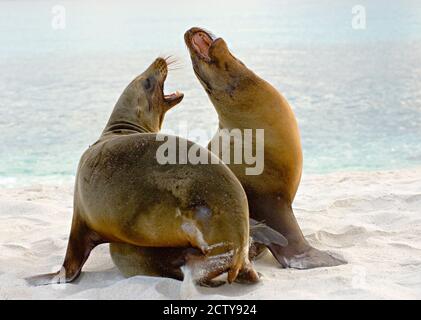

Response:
(184, 27), (346, 269)
(26, 57), (261, 286)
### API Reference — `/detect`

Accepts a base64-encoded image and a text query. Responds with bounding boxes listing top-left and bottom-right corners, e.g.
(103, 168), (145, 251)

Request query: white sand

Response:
(1, 168), (421, 300)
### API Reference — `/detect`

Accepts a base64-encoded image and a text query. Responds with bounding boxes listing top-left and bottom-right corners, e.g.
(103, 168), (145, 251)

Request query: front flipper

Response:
(274, 247), (347, 269)
(248, 193), (347, 269)
(26, 213), (103, 286)
(26, 268), (70, 286)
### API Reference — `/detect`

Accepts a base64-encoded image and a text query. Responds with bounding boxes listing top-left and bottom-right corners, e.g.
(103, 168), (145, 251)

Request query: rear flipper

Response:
(249, 218), (346, 268)
(249, 219), (346, 269)
(109, 220), (287, 285)
(271, 246), (347, 269)
(183, 248), (259, 287)
(110, 243), (260, 287)
(248, 193), (347, 269)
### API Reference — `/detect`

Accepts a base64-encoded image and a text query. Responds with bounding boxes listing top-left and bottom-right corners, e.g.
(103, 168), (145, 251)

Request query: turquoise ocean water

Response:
(0, 0), (420, 186)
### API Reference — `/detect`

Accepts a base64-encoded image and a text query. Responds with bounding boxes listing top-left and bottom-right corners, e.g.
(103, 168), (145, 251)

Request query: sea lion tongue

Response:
(192, 32), (212, 59)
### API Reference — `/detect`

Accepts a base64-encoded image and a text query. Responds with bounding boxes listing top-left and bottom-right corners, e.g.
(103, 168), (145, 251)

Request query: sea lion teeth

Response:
(164, 91), (184, 106)
(165, 91), (180, 98)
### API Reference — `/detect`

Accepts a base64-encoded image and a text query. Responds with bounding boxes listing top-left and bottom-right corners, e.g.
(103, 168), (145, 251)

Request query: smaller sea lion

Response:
(184, 27), (346, 269)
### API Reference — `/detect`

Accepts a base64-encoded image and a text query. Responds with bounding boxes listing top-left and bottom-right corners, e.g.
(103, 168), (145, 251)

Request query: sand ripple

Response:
(1, 168), (420, 299)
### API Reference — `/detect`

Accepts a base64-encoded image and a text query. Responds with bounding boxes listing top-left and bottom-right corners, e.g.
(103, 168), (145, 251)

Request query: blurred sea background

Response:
(1, 0), (420, 187)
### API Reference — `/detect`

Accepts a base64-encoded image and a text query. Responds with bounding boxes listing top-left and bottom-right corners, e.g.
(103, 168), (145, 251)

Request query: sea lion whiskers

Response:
(163, 55), (184, 71)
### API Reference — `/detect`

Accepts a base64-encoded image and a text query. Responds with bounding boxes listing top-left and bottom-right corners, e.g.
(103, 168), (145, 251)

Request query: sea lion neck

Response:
(209, 75), (276, 125)
(102, 89), (156, 136)
(103, 121), (150, 135)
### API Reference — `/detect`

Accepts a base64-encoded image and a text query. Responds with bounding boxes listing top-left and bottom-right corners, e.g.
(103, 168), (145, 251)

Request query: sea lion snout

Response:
(184, 27), (225, 63)
(142, 57), (184, 110)
(184, 27), (216, 44)
(185, 27), (249, 100)
(149, 57), (168, 79)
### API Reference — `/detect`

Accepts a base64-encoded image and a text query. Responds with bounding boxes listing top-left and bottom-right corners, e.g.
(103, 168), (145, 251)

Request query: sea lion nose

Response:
(154, 57), (166, 69)
(152, 57), (167, 77)
(155, 57), (166, 66)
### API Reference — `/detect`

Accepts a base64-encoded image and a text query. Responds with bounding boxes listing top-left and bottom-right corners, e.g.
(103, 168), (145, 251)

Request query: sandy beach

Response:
(1, 168), (420, 300)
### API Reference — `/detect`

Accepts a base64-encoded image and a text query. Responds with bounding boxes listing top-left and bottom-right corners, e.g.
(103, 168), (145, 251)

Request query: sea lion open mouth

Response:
(163, 91), (183, 105)
(162, 85), (183, 108)
(159, 58), (184, 107)
(191, 32), (213, 61)
(185, 28), (217, 62)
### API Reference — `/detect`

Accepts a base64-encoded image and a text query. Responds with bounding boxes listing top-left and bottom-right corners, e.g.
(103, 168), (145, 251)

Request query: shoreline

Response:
(1, 167), (420, 299)
(2, 165), (421, 189)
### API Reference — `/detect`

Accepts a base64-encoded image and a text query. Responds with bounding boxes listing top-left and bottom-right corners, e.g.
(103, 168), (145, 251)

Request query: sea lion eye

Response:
(143, 78), (153, 90)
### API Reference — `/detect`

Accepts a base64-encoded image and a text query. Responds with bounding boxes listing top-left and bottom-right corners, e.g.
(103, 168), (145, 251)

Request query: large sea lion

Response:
(184, 27), (345, 268)
(26, 57), (262, 286)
